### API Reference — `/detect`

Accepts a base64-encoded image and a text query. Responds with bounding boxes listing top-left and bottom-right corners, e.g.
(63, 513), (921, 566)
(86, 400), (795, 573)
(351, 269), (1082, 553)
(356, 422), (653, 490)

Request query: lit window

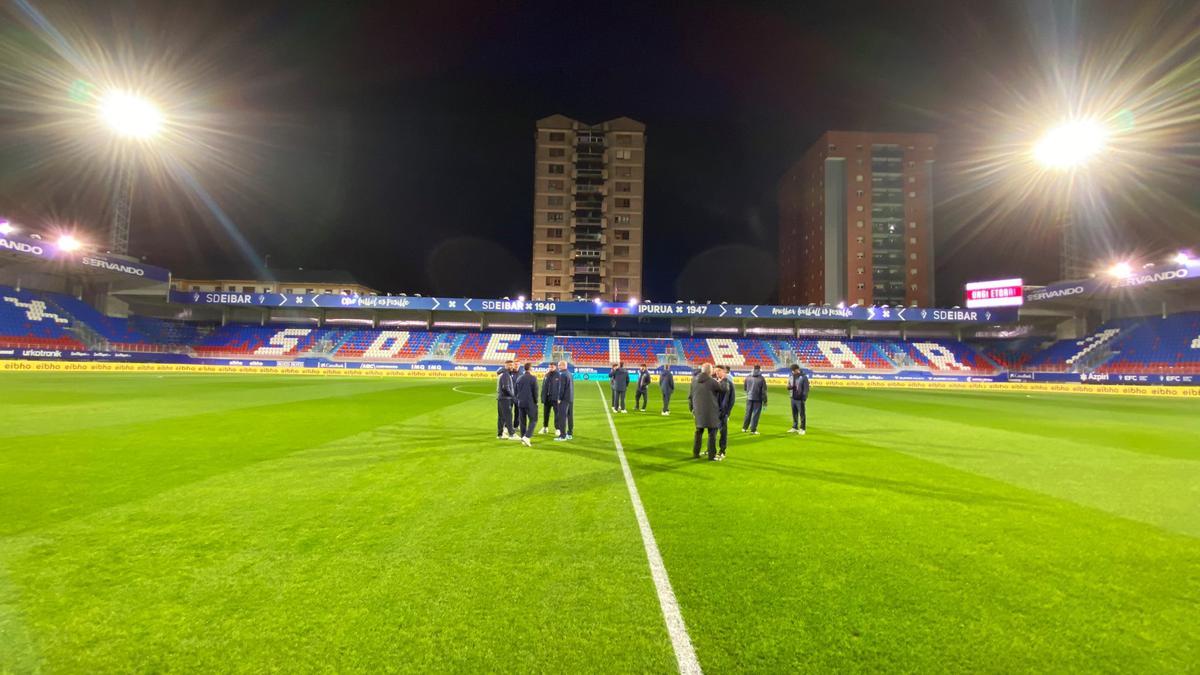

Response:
(910, 253), (918, 260)
(856, 220), (864, 228)
(908, 191), (916, 198)
(856, 174), (863, 182)
(910, 268), (918, 275)
(908, 221), (917, 229)
(615, 149), (632, 160)
(856, 205), (864, 212)
(909, 237), (917, 244)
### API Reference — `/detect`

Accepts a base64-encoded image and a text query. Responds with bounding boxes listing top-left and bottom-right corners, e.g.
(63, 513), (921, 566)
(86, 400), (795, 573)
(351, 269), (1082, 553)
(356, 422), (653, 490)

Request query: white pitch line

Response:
(596, 382), (702, 675)
(451, 385), (492, 396)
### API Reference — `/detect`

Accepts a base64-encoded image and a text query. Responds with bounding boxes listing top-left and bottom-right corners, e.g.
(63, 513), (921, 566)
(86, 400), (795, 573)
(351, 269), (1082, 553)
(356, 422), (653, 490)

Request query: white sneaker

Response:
(501, 431), (510, 439)
(540, 427), (548, 435)
(786, 428), (796, 434)
(620, 409), (628, 413)
(798, 429), (806, 435)
(661, 411), (669, 416)
(752, 431), (760, 435)
(741, 428), (747, 433)
(522, 437), (531, 447)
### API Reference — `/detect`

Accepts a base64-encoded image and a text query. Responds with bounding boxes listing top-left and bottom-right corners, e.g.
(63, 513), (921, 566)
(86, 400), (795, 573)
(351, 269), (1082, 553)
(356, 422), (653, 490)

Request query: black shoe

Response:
(693, 452), (701, 459)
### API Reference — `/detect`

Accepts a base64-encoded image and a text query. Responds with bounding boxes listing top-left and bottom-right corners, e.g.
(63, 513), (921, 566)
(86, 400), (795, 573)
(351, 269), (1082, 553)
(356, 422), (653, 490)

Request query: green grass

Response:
(1, 372), (1198, 672)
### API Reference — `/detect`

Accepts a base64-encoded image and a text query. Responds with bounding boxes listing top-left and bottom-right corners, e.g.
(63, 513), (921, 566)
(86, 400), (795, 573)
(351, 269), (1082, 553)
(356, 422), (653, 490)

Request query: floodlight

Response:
(627, 297), (638, 306)
(99, 91), (164, 139)
(517, 295), (526, 303)
(1107, 261), (1133, 278)
(0, 220), (14, 235)
(593, 298), (602, 305)
(57, 234), (82, 252)
(1174, 252), (1192, 266)
(1033, 119), (1107, 170)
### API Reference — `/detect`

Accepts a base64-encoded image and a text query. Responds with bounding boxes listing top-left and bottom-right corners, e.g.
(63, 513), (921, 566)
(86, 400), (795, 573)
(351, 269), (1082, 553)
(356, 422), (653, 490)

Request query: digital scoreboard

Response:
(964, 278), (1024, 309)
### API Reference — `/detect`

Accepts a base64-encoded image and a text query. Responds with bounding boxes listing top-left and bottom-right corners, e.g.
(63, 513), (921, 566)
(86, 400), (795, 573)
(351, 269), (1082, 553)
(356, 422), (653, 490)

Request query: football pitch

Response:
(1, 372), (1198, 673)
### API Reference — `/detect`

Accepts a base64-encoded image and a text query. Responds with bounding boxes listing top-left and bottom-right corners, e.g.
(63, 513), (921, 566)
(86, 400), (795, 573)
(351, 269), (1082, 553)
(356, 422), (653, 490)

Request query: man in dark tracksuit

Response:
(714, 366), (735, 459)
(540, 363), (559, 434)
(515, 363), (538, 446)
(635, 365), (651, 411)
(496, 360), (516, 439)
(689, 364), (723, 460)
(609, 362), (629, 413)
(659, 368), (675, 415)
(787, 364), (811, 435)
(742, 365), (768, 434)
(554, 360), (575, 440)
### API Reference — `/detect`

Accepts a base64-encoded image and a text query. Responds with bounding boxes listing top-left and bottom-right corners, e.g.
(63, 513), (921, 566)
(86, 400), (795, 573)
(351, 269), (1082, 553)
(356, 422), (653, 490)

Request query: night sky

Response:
(1, 0), (1196, 303)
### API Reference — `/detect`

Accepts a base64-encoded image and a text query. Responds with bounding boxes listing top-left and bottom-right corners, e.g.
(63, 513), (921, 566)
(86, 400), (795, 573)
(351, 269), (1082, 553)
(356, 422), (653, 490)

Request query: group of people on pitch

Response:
(496, 359), (811, 458)
(495, 360), (575, 446)
(609, 361), (811, 462)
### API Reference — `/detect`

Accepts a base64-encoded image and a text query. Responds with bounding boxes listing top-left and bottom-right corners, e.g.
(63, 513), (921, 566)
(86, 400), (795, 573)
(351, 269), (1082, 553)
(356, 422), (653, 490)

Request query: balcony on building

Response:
(570, 231), (606, 245)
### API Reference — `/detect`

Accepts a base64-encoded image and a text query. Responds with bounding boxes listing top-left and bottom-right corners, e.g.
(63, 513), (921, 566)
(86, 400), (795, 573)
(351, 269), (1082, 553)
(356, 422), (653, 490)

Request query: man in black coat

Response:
(787, 364), (811, 435)
(714, 365), (736, 459)
(659, 368), (675, 415)
(496, 360), (516, 439)
(553, 360), (575, 441)
(635, 364), (651, 411)
(609, 362), (629, 413)
(742, 365), (768, 434)
(540, 363), (559, 434)
(689, 363), (723, 460)
(514, 362), (538, 446)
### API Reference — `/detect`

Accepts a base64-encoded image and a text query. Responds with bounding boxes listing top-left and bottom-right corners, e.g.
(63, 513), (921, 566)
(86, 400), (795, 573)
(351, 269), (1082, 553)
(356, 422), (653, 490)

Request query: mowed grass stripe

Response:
(614, 383), (1200, 672)
(0, 376), (678, 672)
(814, 388), (1200, 538)
(0, 373), (414, 439)
(0, 377), (455, 536)
(596, 382), (702, 675)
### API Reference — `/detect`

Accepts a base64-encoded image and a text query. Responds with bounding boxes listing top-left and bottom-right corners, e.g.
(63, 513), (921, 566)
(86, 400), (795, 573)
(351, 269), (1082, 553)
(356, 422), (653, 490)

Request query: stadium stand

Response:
(902, 340), (998, 374)
(193, 325), (335, 357)
(553, 336), (615, 366)
(973, 338), (1043, 371)
(451, 332), (549, 364)
(1097, 312), (1200, 375)
(37, 292), (152, 347)
(1022, 320), (1137, 372)
(0, 286), (85, 350)
(5, 299), (1198, 378)
(334, 330), (442, 361)
(776, 338), (894, 371)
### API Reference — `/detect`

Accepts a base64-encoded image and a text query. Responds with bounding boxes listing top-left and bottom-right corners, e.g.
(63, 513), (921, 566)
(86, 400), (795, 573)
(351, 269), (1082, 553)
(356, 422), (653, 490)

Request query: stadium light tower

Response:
(1032, 118), (1110, 280)
(98, 90), (164, 255)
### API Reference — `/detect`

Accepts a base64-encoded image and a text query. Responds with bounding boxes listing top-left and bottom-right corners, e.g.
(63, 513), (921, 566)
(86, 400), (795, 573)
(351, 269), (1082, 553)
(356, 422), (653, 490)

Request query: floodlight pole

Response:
(110, 156), (135, 254)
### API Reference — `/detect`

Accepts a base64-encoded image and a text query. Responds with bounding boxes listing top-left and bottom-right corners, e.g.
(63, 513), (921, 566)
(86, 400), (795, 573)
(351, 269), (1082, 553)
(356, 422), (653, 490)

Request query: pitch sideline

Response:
(596, 382), (702, 675)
